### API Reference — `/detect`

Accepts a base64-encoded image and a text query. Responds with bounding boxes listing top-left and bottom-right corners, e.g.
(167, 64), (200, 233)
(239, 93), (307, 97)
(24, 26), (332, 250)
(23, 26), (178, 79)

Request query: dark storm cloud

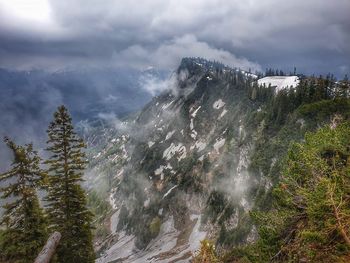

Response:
(0, 0), (349, 76)
(0, 67), (156, 171)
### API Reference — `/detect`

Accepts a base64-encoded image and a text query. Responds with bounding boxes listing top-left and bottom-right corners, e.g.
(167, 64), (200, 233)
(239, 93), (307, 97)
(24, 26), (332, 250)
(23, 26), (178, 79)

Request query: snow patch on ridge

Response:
(189, 106), (201, 139)
(219, 108), (228, 119)
(165, 130), (175, 141)
(190, 140), (207, 152)
(155, 163), (174, 180)
(109, 191), (118, 210)
(191, 106), (201, 118)
(163, 143), (187, 161)
(257, 76), (299, 92)
(190, 119), (198, 139)
(110, 209), (120, 234)
(213, 138), (226, 153)
(162, 100), (174, 110)
(144, 198), (150, 208)
(163, 185), (178, 199)
(213, 99), (225, 109)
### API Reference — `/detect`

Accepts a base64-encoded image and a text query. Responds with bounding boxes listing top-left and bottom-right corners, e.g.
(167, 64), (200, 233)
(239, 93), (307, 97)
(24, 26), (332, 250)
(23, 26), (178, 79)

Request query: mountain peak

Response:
(178, 57), (230, 72)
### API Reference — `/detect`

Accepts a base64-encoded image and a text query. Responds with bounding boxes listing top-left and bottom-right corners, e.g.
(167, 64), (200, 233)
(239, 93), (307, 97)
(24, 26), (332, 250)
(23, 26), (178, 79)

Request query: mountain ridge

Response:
(84, 57), (350, 262)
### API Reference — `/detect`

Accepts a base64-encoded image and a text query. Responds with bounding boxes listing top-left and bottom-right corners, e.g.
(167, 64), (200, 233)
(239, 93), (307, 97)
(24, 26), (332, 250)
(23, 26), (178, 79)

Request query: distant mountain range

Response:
(0, 67), (168, 171)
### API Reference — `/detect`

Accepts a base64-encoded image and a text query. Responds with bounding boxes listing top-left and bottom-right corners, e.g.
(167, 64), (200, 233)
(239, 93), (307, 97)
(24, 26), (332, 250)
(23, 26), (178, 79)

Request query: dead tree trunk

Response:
(34, 232), (61, 263)
(329, 187), (350, 247)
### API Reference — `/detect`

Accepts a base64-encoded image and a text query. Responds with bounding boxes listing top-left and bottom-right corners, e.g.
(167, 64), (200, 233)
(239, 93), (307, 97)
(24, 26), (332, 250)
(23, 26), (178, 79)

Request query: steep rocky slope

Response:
(85, 58), (349, 262)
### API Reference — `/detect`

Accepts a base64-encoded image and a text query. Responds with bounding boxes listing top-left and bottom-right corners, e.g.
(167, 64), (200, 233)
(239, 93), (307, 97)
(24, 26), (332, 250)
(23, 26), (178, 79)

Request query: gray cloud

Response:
(1, 0), (348, 76)
(0, 68), (154, 171)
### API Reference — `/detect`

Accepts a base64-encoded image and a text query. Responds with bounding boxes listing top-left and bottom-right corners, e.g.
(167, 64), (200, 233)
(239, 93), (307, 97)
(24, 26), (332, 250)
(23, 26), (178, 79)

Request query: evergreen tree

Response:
(0, 138), (47, 263)
(45, 105), (94, 263)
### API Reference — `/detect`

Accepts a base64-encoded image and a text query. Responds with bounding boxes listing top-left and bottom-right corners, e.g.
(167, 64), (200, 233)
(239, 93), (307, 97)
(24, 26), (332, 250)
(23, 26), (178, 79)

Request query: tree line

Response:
(0, 105), (94, 263)
(247, 75), (350, 128)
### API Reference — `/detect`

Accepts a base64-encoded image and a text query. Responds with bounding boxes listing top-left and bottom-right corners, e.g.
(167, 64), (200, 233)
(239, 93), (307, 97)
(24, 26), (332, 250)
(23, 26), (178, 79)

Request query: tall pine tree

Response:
(0, 138), (47, 263)
(45, 105), (94, 262)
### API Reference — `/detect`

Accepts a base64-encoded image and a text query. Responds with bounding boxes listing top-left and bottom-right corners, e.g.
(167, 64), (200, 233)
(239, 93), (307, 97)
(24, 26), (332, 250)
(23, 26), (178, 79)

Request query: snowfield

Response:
(213, 138), (226, 153)
(257, 76), (299, 92)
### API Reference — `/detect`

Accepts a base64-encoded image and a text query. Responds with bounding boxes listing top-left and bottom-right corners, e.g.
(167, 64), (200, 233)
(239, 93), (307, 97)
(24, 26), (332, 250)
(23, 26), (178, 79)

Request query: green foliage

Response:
(218, 213), (253, 247)
(192, 239), (221, 263)
(205, 190), (229, 223)
(297, 98), (350, 125)
(225, 122), (350, 262)
(0, 138), (47, 263)
(45, 105), (95, 263)
(87, 190), (111, 240)
(87, 191), (111, 222)
(178, 156), (203, 192)
(149, 216), (161, 236)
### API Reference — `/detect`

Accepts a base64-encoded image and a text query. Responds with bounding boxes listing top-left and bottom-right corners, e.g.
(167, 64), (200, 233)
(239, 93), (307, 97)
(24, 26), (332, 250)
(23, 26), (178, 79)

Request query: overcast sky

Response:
(0, 0), (349, 77)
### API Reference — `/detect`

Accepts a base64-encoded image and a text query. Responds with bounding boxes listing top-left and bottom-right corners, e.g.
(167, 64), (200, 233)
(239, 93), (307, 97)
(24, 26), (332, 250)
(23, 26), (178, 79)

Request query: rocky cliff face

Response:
(85, 58), (346, 262)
